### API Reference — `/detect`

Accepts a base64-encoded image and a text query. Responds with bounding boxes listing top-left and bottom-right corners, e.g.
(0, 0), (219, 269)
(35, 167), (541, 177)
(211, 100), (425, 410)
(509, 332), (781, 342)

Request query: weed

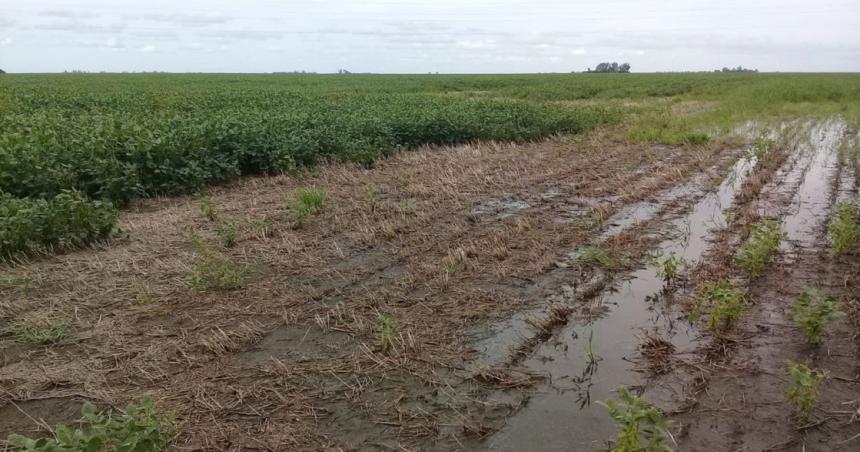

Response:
(11, 320), (68, 344)
(247, 216), (274, 238)
(8, 398), (175, 451)
(584, 329), (601, 367)
(828, 202), (859, 256)
(747, 137), (774, 160)
(576, 246), (616, 270)
(791, 289), (840, 345)
(442, 259), (458, 275)
(365, 185), (379, 212)
(199, 197), (218, 221)
(786, 361), (825, 421)
(290, 187), (325, 224)
(215, 221), (238, 247)
(376, 314), (396, 353)
(0, 274), (31, 291)
(649, 252), (686, 283)
(588, 205), (611, 228)
(189, 232), (246, 291)
(398, 198), (415, 212)
(736, 219), (783, 277)
(599, 386), (671, 452)
(690, 280), (747, 331)
(135, 286), (153, 303)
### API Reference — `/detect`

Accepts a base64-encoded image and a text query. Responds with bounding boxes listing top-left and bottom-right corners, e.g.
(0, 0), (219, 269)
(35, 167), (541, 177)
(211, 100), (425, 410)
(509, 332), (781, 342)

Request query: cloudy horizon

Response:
(1, 0), (859, 73)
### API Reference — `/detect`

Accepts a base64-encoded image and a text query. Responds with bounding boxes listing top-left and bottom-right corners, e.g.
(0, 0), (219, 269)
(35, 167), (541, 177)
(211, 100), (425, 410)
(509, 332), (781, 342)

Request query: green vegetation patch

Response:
(828, 202), (859, 256)
(791, 289), (840, 345)
(736, 220), (783, 277)
(9, 398), (174, 451)
(786, 361), (825, 421)
(690, 280), (748, 331)
(0, 190), (117, 261)
(599, 386), (671, 452)
(11, 320), (69, 344)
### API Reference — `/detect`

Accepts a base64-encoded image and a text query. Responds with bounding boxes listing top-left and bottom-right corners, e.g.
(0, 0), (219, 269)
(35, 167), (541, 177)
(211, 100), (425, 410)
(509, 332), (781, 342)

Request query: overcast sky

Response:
(1, 0), (859, 73)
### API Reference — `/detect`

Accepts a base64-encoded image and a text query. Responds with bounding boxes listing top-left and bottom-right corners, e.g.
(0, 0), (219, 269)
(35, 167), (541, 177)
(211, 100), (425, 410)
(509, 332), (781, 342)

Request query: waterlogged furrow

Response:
(484, 156), (756, 451)
(663, 119), (852, 451)
(470, 171), (716, 367)
(780, 120), (846, 247)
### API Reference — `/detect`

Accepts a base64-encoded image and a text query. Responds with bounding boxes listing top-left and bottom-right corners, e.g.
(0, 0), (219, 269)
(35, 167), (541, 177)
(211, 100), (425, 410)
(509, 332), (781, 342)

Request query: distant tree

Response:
(0, 69), (6, 74)
(719, 66), (758, 73)
(587, 62), (631, 73)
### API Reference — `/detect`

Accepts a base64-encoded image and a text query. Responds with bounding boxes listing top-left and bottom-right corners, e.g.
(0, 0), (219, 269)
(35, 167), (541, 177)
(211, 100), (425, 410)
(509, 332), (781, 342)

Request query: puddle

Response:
(471, 197), (530, 221)
(483, 156), (756, 451)
(755, 120), (846, 248)
(471, 169), (726, 367)
(598, 174), (707, 240)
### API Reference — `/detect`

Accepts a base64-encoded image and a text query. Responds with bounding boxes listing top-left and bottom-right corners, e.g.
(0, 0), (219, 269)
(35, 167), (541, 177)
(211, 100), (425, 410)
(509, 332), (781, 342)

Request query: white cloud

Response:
(457, 39), (497, 50)
(105, 37), (124, 49)
(0, 0), (858, 72)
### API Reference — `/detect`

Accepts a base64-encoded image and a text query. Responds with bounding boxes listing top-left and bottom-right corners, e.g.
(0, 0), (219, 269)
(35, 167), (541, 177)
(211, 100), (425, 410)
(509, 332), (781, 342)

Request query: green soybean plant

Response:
(829, 202), (859, 256)
(791, 289), (840, 345)
(649, 252), (686, 283)
(786, 361), (825, 421)
(599, 386), (671, 452)
(8, 398), (174, 451)
(736, 220), (783, 277)
(690, 280), (747, 331)
(376, 314), (397, 353)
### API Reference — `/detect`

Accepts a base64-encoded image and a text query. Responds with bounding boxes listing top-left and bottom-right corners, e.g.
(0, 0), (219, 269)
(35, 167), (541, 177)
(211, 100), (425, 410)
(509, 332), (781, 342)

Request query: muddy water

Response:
(484, 156), (755, 451)
(471, 172), (726, 367)
(779, 120), (846, 246)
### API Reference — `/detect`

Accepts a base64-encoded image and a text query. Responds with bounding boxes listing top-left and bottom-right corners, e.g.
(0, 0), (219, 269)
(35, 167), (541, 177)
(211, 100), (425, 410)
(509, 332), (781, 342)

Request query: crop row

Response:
(0, 85), (619, 259)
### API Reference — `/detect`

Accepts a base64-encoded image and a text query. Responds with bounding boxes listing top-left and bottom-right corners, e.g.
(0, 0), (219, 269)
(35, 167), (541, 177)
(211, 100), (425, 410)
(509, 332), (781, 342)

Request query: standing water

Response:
(485, 156), (756, 451)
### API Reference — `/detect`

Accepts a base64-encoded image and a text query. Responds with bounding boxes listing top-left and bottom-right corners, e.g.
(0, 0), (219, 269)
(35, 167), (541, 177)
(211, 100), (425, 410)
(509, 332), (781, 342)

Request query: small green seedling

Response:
(828, 202), (859, 256)
(11, 320), (69, 344)
(786, 361), (825, 421)
(649, 252), (686, 283)
(791, 289), (840, 345)
(199, 197), (218, 221)
(442, 259), (458, 275)
(365, 185), (379, 212)
(376, 314), (397, 353)
(189, 232), (245, 291)
(398, 199), (415, 213)
(135, 288), (153, 304)
(8, 398), (175, 451)
(247, 216), (274, 238)
(584, 329), (601, 367)
(0, 274), (31, 291)
(576, 246), (616, 270)
(290, 187), (326, 223)
(216, 221), (238, 247)
(747, 137), (774, 160)
(690, 280), (747, 331)
(599, 386), (671, 452)
(736, 220), (783, 277)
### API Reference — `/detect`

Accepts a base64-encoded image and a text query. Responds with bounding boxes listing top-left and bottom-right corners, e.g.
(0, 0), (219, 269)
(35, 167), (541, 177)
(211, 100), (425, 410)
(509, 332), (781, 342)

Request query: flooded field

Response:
(1, 94), (859, 450)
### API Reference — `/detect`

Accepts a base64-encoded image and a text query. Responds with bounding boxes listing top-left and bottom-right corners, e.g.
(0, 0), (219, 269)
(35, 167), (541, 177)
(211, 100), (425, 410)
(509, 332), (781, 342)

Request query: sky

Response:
(1, 0), (859, 73)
